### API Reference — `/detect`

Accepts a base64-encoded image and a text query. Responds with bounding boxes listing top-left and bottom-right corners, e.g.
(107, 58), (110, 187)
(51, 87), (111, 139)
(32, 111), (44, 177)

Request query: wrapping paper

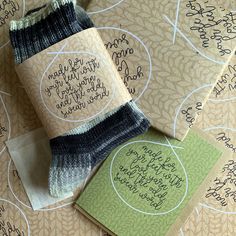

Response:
(181, 54), (236, 236)
(87, 0), (236, 140)
(0, 0), (105, 235)
(0, 0), (235, 235)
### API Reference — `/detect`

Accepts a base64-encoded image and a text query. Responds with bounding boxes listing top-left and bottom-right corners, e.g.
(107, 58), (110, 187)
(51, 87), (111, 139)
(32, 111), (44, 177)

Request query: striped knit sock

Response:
(10, 0), (150, 197)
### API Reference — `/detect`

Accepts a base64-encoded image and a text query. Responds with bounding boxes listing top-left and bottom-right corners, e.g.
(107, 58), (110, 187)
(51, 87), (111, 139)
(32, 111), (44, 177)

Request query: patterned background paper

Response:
(87, 0), (236, 140)
(0, 0), (106, 235)
(86, 1), (236, 235)
(180, 55), (236, 236)
(0, 0), (236, 235)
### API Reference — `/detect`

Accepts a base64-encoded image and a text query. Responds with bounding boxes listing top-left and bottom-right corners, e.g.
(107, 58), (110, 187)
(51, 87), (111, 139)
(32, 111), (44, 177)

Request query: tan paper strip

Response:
(16, 28), (132, 139)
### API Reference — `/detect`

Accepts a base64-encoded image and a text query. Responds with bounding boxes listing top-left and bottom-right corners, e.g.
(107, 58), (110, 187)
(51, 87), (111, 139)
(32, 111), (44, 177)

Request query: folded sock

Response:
(49, 102), (149, 197)
(10, 0), (150, 197)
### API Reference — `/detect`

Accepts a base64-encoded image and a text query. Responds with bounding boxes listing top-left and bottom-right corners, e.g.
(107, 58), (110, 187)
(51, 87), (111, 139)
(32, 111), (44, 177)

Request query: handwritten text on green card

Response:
(110, 141), (187, 214)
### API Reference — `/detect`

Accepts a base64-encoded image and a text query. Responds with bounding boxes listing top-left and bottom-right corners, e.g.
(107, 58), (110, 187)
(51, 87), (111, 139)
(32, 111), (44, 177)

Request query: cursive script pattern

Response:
(216, 132), (236, 153)
(113, 145), (185, 212)
(0, 0), (20, 27)
(105, 34), (144, 96)
(185, 0), (236, 56)
(205, 160), (236, 208)
(43, 56), (110, 119)
(0, 122), (7, 138)
(0, 204), (25, 236)
(181, 102), (202, 128)
(213, 64), (236, 97)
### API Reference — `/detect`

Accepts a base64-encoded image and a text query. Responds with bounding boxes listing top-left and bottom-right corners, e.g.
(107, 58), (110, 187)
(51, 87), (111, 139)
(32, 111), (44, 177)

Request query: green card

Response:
(76, 128), (225, 236)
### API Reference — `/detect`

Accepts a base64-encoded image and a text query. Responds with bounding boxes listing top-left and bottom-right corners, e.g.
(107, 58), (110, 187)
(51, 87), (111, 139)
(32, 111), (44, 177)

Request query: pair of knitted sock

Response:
(10, 0), (150, 197)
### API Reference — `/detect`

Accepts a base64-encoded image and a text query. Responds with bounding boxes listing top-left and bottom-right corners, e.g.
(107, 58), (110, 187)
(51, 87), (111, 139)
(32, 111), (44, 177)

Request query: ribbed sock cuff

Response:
(64, 105), (121, 136)
(9, 0), (87, 63)
(50, 101), (150, 154)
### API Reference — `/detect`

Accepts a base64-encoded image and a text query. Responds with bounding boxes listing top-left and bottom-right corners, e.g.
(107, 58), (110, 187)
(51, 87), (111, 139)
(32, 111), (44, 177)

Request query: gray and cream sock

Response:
(10, 0), (150, 197)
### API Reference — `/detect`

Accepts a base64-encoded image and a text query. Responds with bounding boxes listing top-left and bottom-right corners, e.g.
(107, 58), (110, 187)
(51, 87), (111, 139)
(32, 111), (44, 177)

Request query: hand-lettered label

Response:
(16, 28), (131, 138)
(41, 53), (113, 122)
(110, 141), (187, 214)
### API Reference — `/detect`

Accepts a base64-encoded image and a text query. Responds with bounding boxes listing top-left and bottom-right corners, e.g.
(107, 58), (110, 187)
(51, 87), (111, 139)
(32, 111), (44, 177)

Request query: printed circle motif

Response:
(97, 27), (152, 101)
(40, 51), (115, 122)
(110, 141), (187, 215)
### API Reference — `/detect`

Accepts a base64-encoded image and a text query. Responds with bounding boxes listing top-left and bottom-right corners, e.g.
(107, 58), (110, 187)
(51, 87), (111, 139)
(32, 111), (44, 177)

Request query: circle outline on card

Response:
(173, 83), (212, 138)
(0, 0), (25, 50)
(40, 49), (116, 122)
(96, 26), (152, 102)
(110, 140), (188, 215)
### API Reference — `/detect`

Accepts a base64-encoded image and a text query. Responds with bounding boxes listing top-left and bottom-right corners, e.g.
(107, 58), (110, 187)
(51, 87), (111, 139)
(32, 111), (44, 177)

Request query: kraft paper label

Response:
(16, 28), (132, 139)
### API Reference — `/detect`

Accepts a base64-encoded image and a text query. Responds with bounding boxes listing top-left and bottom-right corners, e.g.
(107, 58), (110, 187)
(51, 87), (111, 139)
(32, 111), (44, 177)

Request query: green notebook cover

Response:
(76, 128), (226, 236)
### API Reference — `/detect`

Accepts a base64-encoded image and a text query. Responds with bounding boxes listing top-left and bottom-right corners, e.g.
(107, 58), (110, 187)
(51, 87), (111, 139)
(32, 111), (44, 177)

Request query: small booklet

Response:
(75, 128), (230, 236)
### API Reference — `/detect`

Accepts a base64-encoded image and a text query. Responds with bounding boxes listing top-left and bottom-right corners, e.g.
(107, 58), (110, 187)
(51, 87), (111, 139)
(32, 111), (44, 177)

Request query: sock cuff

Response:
(75, 5), (94, 29)
(10, 0), (75, 31)
(64, 101), (148, 136)
(50, 101), (150, 153)
(64, 105), (121, 136)
(9, 0), (95, 64)
(9, 0), (82, 63)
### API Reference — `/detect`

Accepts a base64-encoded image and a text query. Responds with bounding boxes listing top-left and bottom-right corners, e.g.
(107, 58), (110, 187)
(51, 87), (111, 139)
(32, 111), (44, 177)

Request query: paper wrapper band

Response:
(15, 28), (132, 139)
